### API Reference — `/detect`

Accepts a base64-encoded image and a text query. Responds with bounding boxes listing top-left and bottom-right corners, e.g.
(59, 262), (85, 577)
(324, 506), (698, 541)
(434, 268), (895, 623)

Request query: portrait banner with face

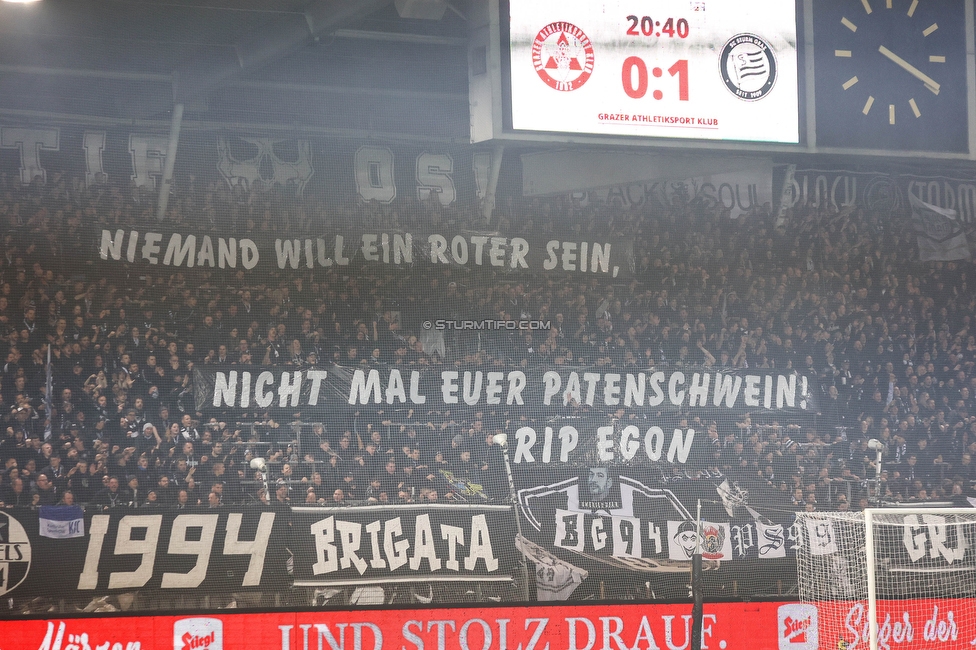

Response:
(579, 466), (621, 510)
(510, 461), (801, 581)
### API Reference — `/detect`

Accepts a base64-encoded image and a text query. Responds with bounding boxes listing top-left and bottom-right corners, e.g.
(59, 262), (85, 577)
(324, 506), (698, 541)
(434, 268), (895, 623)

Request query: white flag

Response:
(911, 193), (970, 261)
(516, 535), (588, 601)
(746, 507), (786, 559)
(804, 519), (838, 556)
(716, 479), (749, 516)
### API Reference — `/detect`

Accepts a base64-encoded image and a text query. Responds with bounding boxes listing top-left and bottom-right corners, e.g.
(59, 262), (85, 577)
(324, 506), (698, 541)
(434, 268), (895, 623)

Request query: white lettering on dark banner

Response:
(99, 231), (260, 270)
(128, 134), (168, 190)
(901, 514), (968, 564)
(554, 512), (653, 558)
(212, 370), (330, 409)
(83, 131), (108, 187)
(0, 126), (60, 185)
(98, 229), (627, 276)
(539, 370), (808, 409)
(355, 148), (459, 207)
(581, 177), (768, 219)
(416, 153), (456, 207)
(198, 367), (816, 415)
(346, 369), (807, 409)
(785, 169), (976, 223)
(76, 512), (275, 591)
(513, 425), (695, 465)
(309, 514), (498, 576)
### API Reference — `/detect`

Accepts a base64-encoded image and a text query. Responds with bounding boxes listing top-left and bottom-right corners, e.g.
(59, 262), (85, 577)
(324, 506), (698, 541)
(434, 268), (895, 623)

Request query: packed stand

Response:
(1, 170), (976, 513)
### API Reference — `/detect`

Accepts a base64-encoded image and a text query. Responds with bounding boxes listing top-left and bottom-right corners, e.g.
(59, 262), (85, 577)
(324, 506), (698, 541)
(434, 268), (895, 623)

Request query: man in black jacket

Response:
(95, 476), (123, 510)
(31, 471), (58, 506)
(0, 476), (30, 507)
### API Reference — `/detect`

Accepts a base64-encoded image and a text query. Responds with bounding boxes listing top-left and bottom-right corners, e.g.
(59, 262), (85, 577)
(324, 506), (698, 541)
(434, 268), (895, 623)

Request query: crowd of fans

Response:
(1, 167), (976, 515)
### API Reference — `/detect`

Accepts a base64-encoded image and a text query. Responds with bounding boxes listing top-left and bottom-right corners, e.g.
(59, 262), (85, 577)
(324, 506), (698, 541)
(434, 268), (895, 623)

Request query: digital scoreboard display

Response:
(507, 0), (800, 143)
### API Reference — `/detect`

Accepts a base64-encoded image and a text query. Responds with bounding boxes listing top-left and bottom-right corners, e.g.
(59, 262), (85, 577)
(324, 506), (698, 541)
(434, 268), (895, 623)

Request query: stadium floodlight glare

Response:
(2, 0), (43, 4)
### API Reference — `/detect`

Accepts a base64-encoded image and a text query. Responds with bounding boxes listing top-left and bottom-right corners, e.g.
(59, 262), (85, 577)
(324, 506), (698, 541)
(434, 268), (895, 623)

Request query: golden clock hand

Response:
(878, 45), (941, 94)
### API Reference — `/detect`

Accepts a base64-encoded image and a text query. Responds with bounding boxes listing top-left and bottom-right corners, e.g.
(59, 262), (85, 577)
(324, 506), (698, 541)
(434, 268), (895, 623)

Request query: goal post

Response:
(795, 508), (976, 650)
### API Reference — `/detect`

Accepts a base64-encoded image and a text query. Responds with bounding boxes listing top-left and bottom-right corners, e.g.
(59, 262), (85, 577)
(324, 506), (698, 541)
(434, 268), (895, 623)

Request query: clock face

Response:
(814, 0), (968, 153)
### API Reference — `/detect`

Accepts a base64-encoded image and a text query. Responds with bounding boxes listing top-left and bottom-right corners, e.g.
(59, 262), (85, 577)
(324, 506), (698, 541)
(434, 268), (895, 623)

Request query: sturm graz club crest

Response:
(0, 511), (31, 596)
(720, 33), (777, 101)
(531, 22), (595, 92)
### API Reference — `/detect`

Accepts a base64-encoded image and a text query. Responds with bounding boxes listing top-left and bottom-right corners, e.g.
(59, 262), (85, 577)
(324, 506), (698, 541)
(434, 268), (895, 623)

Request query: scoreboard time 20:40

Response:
(508, 0), (800, 143)
(625, 15), (691, 39)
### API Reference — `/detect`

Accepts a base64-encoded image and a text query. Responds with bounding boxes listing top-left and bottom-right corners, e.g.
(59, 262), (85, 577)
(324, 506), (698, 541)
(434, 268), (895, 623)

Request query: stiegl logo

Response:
(784, 615), (811, 641)
(174, 618), (223, 650)
(182, 632), (214, 650)
(778, 603), (818, 650)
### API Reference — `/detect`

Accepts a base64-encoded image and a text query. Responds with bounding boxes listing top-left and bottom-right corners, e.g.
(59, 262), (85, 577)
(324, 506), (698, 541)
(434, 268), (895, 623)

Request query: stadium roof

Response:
(0, 0), (471, 141)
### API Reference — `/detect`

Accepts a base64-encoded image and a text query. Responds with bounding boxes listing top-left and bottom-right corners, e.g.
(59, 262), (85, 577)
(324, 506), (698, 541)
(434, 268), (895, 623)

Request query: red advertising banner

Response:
(0, 599), (974, 650)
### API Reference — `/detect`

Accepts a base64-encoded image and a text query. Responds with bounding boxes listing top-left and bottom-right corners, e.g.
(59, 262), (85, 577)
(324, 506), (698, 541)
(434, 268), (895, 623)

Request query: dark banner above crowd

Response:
(193, 365), (818, 418)
(289, 504), (517, 587)
(513, 469), (798, 576)
(778, 166), (976, 223)
(5, 502), (974, 605)
(97, 226), (635, 278)
(0, 126), (509, 207)
(1, 507), (287, 599)
(4, 125), (976, 226)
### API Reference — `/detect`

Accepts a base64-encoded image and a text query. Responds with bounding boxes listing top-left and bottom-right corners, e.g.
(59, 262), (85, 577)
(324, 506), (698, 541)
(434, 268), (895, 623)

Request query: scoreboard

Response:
(469, 0), (976, 158)
(508, 0), (799, 143)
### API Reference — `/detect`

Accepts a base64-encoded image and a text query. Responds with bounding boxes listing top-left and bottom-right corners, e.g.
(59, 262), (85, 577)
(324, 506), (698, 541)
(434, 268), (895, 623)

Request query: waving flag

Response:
(516, 535), (588, 601)
(911, 193), (970, 261)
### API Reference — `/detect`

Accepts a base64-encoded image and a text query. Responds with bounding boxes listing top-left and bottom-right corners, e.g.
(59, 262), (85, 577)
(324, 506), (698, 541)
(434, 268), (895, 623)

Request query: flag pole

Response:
(44, 344), (53, 440)
(691, 498), (704, 650)
(494, 433), (531, 601)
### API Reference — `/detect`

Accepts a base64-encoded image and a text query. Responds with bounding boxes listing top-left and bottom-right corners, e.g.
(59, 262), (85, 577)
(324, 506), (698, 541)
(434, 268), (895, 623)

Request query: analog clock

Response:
(814, 0), (968, 153)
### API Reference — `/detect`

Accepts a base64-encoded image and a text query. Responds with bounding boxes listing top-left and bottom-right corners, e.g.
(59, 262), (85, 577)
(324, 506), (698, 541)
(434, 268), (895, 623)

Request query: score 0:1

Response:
(622, 57), (689, 101)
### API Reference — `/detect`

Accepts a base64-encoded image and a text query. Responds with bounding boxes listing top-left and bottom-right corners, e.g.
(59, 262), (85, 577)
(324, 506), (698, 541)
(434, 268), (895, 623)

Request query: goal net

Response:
(795, 509), (976, 650)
